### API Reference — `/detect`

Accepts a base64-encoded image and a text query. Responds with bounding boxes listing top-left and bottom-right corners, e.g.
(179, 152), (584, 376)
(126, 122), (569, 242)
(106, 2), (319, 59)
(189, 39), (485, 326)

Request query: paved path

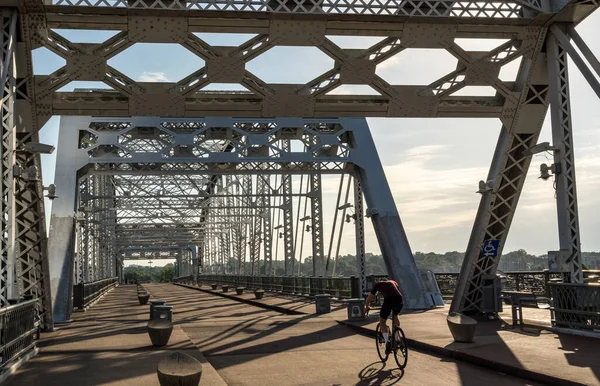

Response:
(4, 285), (226, 386)
(147, 284), (541, 386)
(6, 283), (594, 385)
(180, 282), (599, 386)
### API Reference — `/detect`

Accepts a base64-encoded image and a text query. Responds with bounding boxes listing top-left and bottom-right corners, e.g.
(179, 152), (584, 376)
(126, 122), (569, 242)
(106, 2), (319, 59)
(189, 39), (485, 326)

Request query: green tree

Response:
(160, 265), (175, 282)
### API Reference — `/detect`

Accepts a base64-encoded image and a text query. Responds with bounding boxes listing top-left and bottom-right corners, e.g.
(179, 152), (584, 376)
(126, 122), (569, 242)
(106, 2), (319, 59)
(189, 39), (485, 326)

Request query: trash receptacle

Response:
(315, 294), (331, 314)
(153, 305), (173, 322)
(347, 299), (365, 321)
(482, 275), (502, 313)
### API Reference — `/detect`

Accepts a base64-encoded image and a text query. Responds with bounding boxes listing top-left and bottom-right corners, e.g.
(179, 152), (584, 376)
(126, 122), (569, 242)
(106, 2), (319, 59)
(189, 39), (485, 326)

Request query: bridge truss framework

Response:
(0, 0), (597, 329)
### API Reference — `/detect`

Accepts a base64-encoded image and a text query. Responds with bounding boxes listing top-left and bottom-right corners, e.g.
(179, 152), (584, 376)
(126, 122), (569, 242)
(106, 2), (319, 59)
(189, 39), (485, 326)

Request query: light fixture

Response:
(44, 184), (58, 200)
(19, 142), (55, 154)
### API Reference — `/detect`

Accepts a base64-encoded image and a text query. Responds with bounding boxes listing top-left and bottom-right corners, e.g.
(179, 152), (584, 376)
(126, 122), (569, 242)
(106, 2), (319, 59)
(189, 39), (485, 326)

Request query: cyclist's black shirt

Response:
(371, 280), (402, 301)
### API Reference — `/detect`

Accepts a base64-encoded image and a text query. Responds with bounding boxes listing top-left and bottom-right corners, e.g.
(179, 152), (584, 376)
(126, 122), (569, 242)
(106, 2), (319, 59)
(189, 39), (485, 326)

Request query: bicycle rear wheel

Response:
(375, 324), (389, 362)
(393, 327), (408, 369)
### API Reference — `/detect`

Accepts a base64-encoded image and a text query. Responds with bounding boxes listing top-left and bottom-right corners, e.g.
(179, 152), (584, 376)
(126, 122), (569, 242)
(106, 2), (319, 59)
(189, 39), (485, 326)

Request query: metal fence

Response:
(0, 299), (38, 370)
(433, 270), (600, 296)
(73, 277), (119, 310)
(192, 270), (600, 297)
(550, 283), (600, 331)
(195, 274), (359, 298)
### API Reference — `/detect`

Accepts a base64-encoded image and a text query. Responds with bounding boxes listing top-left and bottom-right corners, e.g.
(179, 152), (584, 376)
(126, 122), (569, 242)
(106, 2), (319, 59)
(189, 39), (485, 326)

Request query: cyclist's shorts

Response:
(380, 296), (403, 319)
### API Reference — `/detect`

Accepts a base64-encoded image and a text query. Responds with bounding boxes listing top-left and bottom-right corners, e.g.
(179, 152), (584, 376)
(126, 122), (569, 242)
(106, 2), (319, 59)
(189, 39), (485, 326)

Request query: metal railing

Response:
(0, 299), (38, 370)
(73, 277), (119, 310)
(189, 270), (600, 303)
(433, 270), (600, 296)
(195, 274), (359, 298)
(550, 283), (600, 331)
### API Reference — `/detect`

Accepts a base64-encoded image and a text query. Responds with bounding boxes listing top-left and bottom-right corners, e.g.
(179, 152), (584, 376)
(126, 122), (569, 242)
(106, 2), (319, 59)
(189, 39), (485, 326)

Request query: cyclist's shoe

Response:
(385, 341), (392, 354)
(395, 331), (402, 343)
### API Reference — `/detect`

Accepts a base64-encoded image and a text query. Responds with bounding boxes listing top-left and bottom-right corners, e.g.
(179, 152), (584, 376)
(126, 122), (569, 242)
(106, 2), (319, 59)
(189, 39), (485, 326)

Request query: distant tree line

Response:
(124, 263), (174, 283)
(227, 250), (600, 276)
(125, 251), (600, 281)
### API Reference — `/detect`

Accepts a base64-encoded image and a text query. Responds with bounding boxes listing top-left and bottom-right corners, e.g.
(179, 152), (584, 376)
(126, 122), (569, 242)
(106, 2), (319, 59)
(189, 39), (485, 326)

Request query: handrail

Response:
(0, 299), (38, 370)
(73, 277), (119, 310)
(549, 282), (600, 331)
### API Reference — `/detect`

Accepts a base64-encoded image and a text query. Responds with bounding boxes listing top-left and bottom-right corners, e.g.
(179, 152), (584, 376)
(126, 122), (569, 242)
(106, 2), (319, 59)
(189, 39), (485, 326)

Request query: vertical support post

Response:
(261, 175), (273, 276)
(547, 28), (583, 283)
(347, 118), (431, 309)
(191, 246), (197, 282)
(310, 173), (324, 277)
(451, 29), (549, 314)
(354, 176), (366, 297)
(281, 174), (294, 276)
(251, 176), (262, 275)
(0, 9), (17, 307)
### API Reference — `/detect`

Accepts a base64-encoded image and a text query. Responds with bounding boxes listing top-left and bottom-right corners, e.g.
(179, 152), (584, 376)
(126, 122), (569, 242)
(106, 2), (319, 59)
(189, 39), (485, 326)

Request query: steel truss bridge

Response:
(0, 0), (599, 367)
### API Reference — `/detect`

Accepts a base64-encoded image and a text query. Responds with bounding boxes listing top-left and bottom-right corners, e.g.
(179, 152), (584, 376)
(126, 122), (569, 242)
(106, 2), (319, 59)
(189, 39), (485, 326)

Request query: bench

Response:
(501, 291), (551, 330)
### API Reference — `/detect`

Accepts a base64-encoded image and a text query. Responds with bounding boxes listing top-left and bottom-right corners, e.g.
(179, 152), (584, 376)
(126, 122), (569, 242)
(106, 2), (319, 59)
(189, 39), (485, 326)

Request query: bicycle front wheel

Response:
(375, 324), (389, 362)
(393, 327), (408, 369)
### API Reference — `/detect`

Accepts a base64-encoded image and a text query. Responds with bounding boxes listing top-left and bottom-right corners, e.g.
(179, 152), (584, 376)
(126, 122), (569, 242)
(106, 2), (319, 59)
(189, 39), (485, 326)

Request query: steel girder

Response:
(10, 0), (595, 317)
(1, 8), (53, 329)
(451, 25), (551, 314)
(0, 8), (18, 308)
(354, 178), (367, 296)
(546, 25), (583, 283)
(452, 1), (599, 314)
(260, 175), (273, 275)
(15, 1), (599, 126)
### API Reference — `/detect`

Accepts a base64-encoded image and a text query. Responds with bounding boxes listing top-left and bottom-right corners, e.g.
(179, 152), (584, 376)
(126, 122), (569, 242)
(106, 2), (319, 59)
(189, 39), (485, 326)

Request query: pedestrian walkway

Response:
(6, 283), (597, 385)
(5, 283), (547, 386)
(176, 282), (599, 386)
(4, 285), (227, 386)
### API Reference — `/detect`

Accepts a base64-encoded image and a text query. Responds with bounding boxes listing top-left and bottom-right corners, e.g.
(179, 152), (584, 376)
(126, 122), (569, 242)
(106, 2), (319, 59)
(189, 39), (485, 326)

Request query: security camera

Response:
(21, 142), (55, 154)
(476, 179), (494, 194)
(539, 164), (551, 180)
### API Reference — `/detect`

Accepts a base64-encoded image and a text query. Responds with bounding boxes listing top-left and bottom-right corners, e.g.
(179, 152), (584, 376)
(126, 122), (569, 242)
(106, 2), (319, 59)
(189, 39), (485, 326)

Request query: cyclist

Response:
(364, 279), (403, 350)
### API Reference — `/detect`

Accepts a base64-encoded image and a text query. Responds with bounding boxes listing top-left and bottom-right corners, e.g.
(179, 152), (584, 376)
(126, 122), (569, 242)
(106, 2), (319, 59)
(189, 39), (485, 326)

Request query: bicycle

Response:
(366, 308), (408, 369)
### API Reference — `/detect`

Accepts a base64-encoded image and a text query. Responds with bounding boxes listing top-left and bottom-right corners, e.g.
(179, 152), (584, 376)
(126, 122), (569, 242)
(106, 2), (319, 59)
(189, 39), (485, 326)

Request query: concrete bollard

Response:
(157, 351), (202, 386)
(235, 287), (245, 295)
(138, 293), (150, 305)
(147, 319), (173, 347)
(447, 312), (477, 343)
(254, 289), (264, 299)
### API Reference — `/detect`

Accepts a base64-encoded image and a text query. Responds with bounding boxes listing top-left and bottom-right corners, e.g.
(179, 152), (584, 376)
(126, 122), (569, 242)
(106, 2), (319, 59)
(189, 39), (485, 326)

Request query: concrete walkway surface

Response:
(176, 282), (599, 386)
(4, 285), (226, 386)
(5, 283), (598, 386)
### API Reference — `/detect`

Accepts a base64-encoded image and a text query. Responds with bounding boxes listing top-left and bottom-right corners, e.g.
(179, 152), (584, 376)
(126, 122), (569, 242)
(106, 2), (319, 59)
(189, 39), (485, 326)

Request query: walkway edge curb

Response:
(173, 283), (306, 315)
(336, 320), (586, 386)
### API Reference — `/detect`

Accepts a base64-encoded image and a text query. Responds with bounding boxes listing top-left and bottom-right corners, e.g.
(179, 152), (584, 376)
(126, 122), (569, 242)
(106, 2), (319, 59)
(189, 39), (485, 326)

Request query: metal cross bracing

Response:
(49, 115), (432, 315)
(0, 0), (596, 326)
(452, 3), (600, 315)
(14, 1), (597, 129)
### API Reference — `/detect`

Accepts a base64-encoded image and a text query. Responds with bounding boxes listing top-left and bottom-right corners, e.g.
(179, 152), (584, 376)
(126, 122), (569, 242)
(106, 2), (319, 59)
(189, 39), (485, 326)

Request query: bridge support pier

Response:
(48, 117), (93, 323)
(351, 119), (432, 309)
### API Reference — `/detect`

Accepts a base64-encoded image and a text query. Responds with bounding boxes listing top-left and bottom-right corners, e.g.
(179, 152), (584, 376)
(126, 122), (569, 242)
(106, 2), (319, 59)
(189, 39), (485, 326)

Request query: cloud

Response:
(137, 72), (169, 82)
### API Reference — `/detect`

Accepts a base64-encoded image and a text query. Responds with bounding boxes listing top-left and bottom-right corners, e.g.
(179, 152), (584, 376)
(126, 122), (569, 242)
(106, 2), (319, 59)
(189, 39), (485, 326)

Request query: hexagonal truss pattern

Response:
(14, 3), (568, 129)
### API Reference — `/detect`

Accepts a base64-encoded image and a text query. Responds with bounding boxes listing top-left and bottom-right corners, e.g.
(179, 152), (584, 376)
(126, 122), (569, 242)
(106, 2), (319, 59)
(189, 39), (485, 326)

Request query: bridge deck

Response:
(5, 284), (598, 385)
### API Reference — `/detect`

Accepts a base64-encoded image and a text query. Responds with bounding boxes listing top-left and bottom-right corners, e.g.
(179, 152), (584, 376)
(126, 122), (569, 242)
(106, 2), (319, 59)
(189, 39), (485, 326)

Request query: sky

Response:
(34, 12), (600, 266)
